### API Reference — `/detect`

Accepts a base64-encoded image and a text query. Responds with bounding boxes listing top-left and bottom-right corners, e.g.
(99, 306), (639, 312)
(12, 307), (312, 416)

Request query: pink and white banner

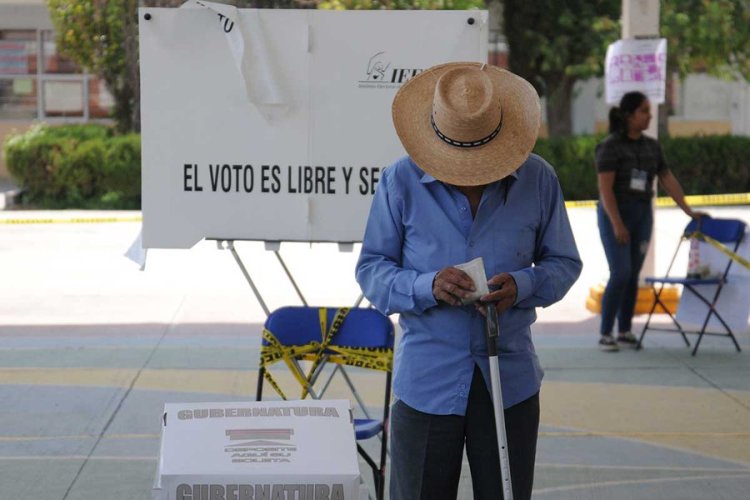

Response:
(605, 38), (667, 105)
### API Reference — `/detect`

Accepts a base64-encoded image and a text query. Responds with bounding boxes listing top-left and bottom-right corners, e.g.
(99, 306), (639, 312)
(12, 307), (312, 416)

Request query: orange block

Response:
(586, 284), (679, 315)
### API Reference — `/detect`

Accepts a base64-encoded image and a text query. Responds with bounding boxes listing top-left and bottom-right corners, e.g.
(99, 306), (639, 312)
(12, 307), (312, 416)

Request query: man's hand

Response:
(432, 267), (476, 306)
(476, 273), (517, 316)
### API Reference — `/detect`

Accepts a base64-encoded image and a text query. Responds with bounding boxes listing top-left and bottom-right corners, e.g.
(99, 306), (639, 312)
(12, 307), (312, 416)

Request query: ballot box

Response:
(153, 399), (362, 500)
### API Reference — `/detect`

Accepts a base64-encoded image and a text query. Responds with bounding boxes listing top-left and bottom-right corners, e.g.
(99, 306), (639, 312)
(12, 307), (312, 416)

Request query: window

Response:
(0, 78), (36, 119)
(0, 29), (113, 122)
(43, 79), (84, 117)
(0, 30), (37, 75)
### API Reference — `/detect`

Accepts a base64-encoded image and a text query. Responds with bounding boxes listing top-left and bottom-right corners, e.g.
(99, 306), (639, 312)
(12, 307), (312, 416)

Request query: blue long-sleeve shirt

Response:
(355, 155), (582, 414)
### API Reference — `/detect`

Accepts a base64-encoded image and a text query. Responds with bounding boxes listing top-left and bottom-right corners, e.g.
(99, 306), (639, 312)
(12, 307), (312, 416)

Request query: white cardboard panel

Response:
(139, 8), (487, 248)
(675, 232), (750, 334)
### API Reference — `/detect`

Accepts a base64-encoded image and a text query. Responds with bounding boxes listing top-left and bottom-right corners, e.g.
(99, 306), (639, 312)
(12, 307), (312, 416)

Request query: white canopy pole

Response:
(622, 0), (660, 277)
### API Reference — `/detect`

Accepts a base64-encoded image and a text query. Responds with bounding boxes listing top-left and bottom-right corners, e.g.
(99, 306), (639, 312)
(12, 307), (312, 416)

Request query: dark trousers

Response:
(389, 365), (540, 500)
(597, 199), (654, 335)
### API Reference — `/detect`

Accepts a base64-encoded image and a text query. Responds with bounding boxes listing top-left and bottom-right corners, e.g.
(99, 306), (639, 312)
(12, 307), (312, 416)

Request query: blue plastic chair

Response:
(637, 217), (747, 355)
(257, 306), (394, 500)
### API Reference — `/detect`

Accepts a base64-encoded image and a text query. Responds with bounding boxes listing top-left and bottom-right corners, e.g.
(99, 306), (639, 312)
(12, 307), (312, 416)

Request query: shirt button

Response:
(460, 206), (467, 212)
(468, 241), (475, 247)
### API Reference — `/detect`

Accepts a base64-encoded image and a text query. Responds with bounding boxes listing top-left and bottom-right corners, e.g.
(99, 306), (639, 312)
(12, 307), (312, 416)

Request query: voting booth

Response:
(153, 400), (362, 500)
(138, 3), (488, 249)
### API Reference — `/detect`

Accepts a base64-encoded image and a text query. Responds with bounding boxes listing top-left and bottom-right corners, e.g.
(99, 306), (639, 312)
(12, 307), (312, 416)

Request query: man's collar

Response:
(419, 173), (437, 184)
(419, 169), (520, 185)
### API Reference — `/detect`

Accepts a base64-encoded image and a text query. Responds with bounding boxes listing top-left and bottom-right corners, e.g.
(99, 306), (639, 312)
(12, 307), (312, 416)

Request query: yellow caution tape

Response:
(564, 200), (598, 208)
(565, 192), (750, 209)
(259, 307), (392, 401)
(0, 215), (142, 225)
(259, 329), (318, 401)
(687, 231), (750, 271)
(657, 192), (750, 208)
(323, 345), (393, 372)
(300, 307), (349, 398)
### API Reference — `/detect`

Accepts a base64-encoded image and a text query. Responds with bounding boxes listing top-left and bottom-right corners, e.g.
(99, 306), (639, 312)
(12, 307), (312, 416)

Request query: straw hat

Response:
(392, 62), (541, 186)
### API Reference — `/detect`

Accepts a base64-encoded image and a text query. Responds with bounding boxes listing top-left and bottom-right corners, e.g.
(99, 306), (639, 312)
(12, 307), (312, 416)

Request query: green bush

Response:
(102, 134), (141, 202)
(535, 134), (750, 201)
(3, 123), (140, 209)
(4, 129), (71, 199)
(56, 139), (105, 204)
(34, 123), (112, 141)
(661, 136), (750, 197)
(534, 135), (601, 201)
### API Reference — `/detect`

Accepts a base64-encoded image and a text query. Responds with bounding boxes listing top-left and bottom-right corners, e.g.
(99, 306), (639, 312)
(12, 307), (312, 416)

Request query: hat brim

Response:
(392, 62), (541, 186)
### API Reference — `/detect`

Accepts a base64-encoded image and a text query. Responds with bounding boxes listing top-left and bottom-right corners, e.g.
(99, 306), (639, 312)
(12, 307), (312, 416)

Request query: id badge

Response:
(630, 168), (648, 192)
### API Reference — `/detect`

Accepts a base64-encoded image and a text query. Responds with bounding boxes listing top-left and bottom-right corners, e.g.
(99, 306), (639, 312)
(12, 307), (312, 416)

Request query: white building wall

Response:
(730, 80), (750, 135)
(572, 79), (603, 135)
(572, 74), (750, 136)
(0, 1), (53, 30)
(677, 74), (733, 119)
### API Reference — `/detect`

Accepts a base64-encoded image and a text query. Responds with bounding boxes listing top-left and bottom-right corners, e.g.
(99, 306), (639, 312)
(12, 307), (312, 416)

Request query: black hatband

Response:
(431, 114), (502, 148)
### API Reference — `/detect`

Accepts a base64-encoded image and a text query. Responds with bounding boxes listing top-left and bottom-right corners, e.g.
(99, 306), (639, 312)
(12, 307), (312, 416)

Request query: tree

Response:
(47, 0), (139, 133)
(659, 0), (750, 136)
(663, 0), (749, 83)
(46, 0), (188, 133)
(503, 0), (620, 138)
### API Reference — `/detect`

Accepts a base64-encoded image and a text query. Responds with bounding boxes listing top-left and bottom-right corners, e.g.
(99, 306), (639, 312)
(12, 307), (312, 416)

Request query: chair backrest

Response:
(684, 217), (747, 243)
(259, 306), (394, 499)
(263, 306), (395, 351)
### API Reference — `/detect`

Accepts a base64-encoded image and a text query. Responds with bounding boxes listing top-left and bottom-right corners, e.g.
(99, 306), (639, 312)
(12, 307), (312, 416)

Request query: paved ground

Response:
(1, 205), (749, 499)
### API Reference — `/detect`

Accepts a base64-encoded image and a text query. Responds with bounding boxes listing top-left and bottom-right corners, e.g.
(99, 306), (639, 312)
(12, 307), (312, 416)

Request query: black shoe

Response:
(599, 335), (619, 352)
(617, 332), (638, 347)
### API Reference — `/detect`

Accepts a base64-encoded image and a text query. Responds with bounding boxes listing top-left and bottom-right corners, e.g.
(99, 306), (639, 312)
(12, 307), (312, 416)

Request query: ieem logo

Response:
(358, 52), (423, 89)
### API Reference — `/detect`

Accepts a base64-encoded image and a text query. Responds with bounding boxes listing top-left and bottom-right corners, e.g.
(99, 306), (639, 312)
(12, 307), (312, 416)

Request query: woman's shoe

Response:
(599, 334), (620, 352)
(617, 331), (638, 347)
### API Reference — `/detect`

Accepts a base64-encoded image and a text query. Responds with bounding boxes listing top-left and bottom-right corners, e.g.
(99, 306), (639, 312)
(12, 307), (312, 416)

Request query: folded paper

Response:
(455, 257), (489, 304)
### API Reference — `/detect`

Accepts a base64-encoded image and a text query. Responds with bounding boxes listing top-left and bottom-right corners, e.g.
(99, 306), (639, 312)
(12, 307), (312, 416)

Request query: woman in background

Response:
(595, 91), (703, 351)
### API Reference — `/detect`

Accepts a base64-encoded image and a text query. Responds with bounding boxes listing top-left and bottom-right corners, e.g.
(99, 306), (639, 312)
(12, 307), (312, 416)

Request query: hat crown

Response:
(391, 61), (540, 186)
(432, 67), (502, 143)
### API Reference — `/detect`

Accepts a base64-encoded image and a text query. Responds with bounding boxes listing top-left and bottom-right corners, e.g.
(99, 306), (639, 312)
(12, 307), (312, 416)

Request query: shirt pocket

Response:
(402, 220), (464, 272)
(491, 222), (537, 274)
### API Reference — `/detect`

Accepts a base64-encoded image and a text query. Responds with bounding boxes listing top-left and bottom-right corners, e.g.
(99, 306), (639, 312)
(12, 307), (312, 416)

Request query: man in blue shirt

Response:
(356, 62), (582, 499)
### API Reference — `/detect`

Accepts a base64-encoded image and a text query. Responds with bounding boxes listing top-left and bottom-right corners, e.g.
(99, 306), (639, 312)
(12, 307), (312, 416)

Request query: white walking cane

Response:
(484, 299), (513, 500)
